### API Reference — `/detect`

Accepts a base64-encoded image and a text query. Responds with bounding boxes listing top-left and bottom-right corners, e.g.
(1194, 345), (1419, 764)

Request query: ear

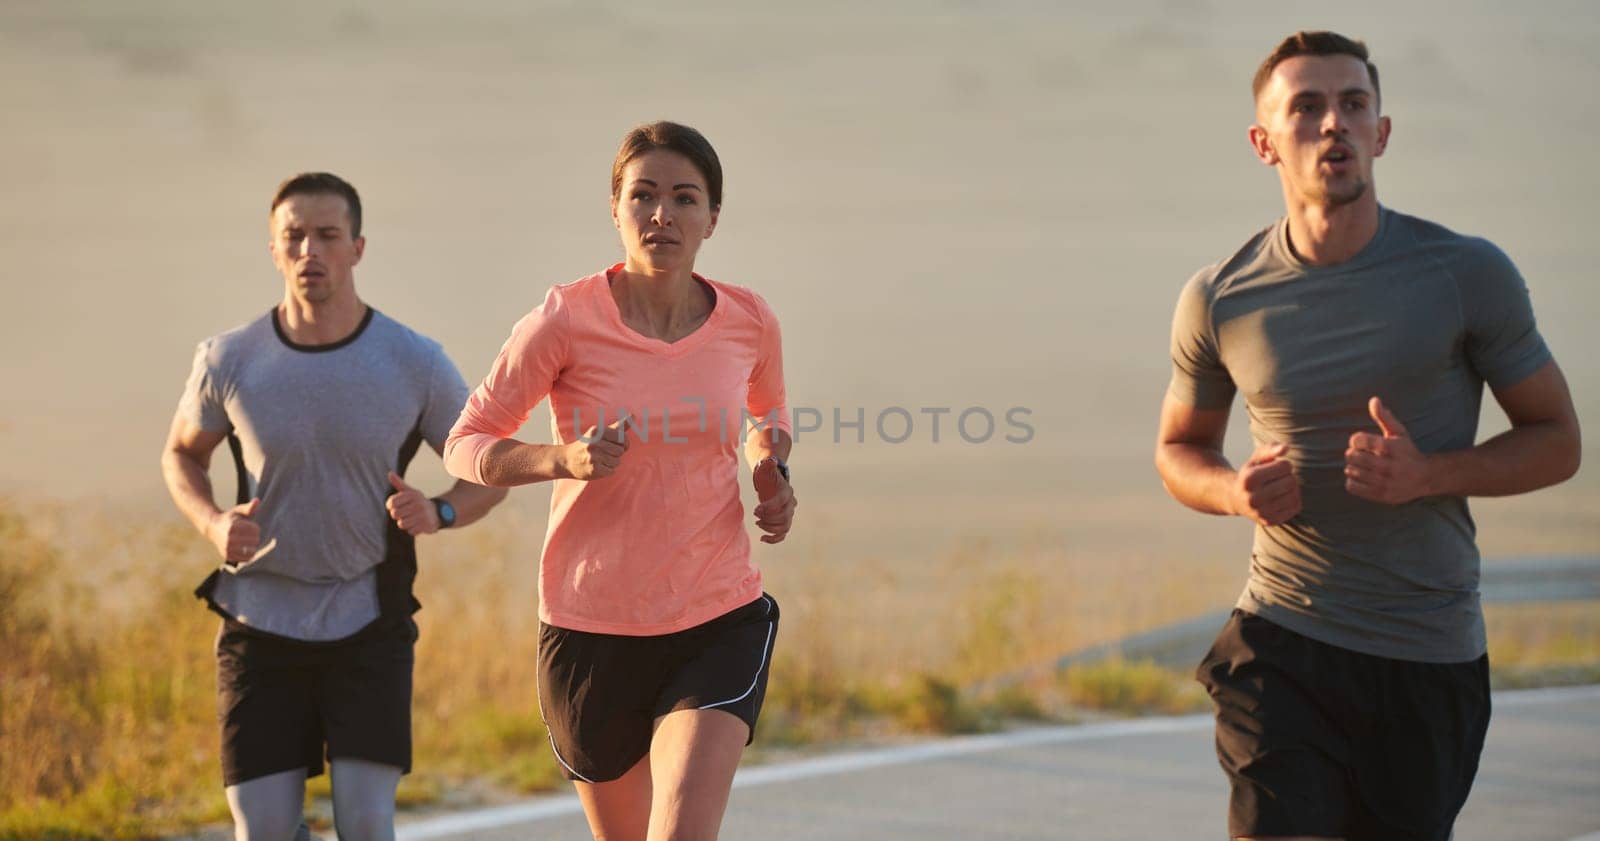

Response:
(611, 196), (621, 230)
(704, 205), (719, 240)
(351, 235), (366, 265)
(1373, 114), (1392, 158)
(1247, 124), (1278, 166)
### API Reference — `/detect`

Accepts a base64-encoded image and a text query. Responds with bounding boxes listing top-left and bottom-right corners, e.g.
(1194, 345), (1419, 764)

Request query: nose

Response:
(1321, 105), (1347, 136)
(650, 201), (673, 228)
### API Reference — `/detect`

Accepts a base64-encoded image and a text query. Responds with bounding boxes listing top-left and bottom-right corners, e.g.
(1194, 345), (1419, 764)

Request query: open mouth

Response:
(1320, 146), (1354, 165)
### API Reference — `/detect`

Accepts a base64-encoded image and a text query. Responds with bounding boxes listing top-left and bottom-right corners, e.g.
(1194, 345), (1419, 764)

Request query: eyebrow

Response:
(630, 178), (703, 192)
(1289, 87), (1371, 102)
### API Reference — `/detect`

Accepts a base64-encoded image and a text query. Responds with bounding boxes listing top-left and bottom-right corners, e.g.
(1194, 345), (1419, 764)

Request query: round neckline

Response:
(599, 263), (725, 355)
(1273, 205), (1392, 273)
(271, 305), (374, 353)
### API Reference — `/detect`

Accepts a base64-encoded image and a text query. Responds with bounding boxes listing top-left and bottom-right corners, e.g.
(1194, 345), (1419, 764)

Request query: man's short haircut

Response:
(270, 172), (363, 238)
(1253, 31), (1380, 108)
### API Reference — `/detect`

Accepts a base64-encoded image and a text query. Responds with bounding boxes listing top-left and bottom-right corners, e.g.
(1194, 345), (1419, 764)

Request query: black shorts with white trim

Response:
(537, 593), (779, 783)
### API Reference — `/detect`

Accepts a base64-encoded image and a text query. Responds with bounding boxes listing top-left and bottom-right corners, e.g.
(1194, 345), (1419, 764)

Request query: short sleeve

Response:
(176, 338), (233, 433)
(443, 287), (571, 483)
(418, 342), (471, 454)
(1455, 238), (1552, 391)
(744, 292), (791, 436)
(1166, 269), (1236, 410)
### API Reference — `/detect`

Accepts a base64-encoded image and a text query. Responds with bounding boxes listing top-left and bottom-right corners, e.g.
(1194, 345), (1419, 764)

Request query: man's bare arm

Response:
(160, 413), (260, 563)
(1155, 394), (1302, 527)
(1345, 360), (1581, 503)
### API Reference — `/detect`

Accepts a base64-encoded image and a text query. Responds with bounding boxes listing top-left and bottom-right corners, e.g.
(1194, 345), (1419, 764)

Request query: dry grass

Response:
(1, 498), (1595, 840)
(1485, 601), (1600, 689)
(0, 502), (563, 841)
(0, 507), (227, 841)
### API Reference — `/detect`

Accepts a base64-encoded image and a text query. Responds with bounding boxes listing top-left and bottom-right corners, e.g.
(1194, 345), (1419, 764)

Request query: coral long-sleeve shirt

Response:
(445, 266), (790, 635)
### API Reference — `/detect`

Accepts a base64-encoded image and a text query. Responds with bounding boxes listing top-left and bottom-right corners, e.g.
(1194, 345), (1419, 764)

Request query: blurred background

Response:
(2, 1), (1595, 836)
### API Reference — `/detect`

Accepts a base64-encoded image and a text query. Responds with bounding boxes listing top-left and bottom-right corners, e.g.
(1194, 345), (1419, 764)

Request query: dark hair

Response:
(1253, 31), (1380, 108)
(270, 172), (363, 238)
(611, 121), (723, 210)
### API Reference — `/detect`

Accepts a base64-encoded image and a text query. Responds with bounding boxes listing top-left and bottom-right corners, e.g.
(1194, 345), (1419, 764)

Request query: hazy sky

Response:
(2, 1), (1595, 560)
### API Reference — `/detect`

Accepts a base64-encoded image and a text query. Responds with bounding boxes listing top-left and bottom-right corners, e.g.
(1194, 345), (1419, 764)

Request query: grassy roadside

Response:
(2, 503), (1595, 840)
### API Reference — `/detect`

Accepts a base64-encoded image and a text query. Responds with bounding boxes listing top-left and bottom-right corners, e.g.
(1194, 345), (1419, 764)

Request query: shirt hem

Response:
(195, 567), (396, 644)
(540, 583), (765, 636)
(1236, 593), (1487, 665)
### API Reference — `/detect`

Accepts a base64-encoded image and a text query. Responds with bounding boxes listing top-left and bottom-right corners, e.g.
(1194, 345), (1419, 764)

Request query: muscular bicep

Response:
(164, 411), (228, 469)
(1157, 392), (1231, 453)
(1154, 393), (1241, 513)
(1491, 359), (1578, 430)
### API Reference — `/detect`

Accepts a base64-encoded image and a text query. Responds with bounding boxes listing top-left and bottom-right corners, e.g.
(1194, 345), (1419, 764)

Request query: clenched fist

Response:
(209, 497), (263, 564)
(1231, 442), (1301, 527)
(563, 417), (630, 480)
(1345, 397), (1430, 505)
(386, 471), (440, 536)
(752, 457), (796, 545)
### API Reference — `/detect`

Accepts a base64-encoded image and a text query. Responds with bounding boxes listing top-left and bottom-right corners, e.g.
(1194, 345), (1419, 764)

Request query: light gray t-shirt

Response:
(1169, 207), (1551, 663)
(179, 307), (469, 641)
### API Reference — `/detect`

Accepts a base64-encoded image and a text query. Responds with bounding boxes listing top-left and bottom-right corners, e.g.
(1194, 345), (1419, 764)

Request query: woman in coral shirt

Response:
(445, 121), (796, 840)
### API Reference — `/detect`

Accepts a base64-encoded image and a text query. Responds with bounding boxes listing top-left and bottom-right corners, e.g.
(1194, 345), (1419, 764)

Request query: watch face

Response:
(436, 499), (457, 527)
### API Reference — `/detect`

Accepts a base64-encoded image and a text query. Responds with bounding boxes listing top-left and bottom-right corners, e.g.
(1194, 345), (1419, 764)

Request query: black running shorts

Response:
(1196, 609), (1490, 841)
(537, 593), (779, 783)
(215, 617), (416, 786)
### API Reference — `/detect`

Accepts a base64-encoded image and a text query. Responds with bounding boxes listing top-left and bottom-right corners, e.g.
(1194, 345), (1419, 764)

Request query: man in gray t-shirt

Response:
(1156, 33), (1580, 841)
(160, 173), (506, 841)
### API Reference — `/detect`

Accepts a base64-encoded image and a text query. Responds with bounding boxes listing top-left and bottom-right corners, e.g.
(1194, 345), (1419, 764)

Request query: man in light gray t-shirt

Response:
(161, 172), (506, 841)
(1155, 32), (1581, 841)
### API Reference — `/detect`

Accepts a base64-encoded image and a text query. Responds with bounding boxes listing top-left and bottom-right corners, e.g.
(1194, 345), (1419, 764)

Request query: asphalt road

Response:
(396, 684), (1600, 841)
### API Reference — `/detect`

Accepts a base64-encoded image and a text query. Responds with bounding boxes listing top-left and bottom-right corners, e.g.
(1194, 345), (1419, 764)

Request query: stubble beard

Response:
(293, 278), (335, 306)
(1302, 172), (1369, 209)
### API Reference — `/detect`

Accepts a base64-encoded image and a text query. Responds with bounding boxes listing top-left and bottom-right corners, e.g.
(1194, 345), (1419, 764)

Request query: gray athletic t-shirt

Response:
(178, 308), (469, 641)
(1169, 207), (1551, 663)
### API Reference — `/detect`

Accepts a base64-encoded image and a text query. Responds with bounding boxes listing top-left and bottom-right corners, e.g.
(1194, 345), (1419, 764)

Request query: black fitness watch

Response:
(431, 497), (457, 529)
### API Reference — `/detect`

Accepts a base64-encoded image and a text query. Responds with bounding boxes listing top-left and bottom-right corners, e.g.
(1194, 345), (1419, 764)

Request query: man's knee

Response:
(227, 770), (307, 841)
(332, 804), (395, 841)
(329, 759), (400, 841)
(231, 816), (304, 841)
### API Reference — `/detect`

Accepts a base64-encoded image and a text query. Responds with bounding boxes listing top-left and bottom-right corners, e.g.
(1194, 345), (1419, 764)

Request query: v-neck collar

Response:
(598, 264), (725, 356)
